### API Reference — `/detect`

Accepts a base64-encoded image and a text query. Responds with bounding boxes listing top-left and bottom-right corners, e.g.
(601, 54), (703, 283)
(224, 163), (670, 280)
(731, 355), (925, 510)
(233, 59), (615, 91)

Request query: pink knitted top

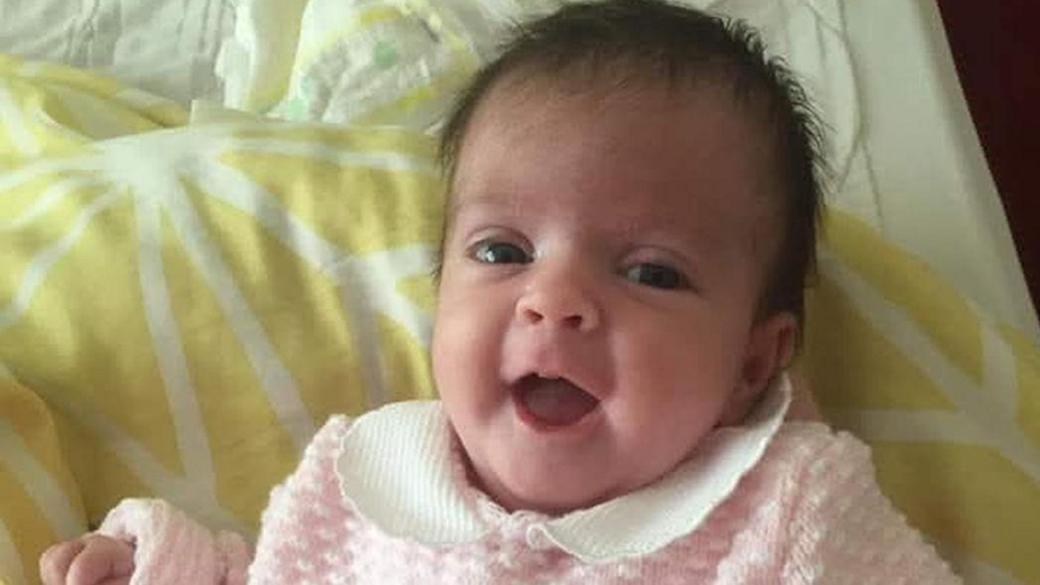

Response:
(97, 397), (961, 584)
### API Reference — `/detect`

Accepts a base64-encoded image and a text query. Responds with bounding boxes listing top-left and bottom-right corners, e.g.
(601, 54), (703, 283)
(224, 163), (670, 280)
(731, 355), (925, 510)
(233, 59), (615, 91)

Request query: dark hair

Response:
(438, 0), (824, 323)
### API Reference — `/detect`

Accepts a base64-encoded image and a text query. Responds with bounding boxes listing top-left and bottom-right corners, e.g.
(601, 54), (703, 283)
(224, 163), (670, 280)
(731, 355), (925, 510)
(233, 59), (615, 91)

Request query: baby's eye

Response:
(624, 263), (688, 290)
(471, 240), (532, 265)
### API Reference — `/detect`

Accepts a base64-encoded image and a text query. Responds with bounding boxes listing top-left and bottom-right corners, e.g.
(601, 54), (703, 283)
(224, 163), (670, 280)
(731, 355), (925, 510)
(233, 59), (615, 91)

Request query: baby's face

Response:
(432, 80), (795, 514)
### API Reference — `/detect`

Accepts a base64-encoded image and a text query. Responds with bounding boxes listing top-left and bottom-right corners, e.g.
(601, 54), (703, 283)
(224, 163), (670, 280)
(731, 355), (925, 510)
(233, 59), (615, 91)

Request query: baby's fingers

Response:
(66, 535), (134, 585)
(39, 539), (86, 584)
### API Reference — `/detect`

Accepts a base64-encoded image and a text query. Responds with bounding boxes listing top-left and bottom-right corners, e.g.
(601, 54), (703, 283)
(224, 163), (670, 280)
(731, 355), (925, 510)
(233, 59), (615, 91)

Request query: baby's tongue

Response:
(521, 378), (599, 426)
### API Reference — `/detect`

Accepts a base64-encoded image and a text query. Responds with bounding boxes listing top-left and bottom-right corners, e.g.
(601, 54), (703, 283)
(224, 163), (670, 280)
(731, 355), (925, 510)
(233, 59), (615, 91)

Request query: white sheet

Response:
(0, 0), (234, 106)
(842, 0), (1039, 340)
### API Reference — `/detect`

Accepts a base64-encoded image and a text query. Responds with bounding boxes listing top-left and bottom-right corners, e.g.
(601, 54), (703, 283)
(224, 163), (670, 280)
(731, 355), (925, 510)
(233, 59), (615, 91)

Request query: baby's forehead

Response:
(468, 75), (780, 169)
(451, 80), (786, 266)
(459, 80), (782, 202)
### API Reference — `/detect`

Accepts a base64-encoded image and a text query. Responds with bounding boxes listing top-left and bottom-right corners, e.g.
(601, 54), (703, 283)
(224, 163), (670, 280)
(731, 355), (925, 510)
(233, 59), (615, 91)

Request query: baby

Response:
(41, 1), (961, 583)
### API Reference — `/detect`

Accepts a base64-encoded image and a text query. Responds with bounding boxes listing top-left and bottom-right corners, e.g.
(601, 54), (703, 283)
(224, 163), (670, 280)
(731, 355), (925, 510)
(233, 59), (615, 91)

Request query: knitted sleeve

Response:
(97, 498), (250, 585)
(95, 416), (353, 584)
(781, 432), (962, 584)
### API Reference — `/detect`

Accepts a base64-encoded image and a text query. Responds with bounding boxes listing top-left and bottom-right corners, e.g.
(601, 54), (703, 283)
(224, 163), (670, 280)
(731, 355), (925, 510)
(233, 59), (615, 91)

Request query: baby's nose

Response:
(516, 274), (600, 332)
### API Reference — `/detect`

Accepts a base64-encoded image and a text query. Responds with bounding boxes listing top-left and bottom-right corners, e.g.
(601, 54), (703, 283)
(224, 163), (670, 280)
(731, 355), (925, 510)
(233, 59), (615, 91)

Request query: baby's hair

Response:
(438, 0), (825, 324)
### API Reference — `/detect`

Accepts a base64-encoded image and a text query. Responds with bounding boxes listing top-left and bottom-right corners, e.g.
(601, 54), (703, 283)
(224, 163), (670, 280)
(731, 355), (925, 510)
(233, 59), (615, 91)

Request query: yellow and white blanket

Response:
(0, 55), (1038, 585)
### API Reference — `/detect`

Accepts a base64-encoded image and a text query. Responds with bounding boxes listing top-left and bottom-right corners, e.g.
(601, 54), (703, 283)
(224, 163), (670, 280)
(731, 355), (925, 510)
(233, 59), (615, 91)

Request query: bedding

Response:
(0, 0), (233, 107)
(842, 0), (1039, 340)
(0, 56), (1038, 585)
(0, 55), (441, 584)
(217, 0), (859, 170)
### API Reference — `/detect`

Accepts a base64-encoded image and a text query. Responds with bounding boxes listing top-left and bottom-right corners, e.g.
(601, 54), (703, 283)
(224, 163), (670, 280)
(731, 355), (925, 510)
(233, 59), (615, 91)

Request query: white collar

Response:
(334, 374), (791, 563)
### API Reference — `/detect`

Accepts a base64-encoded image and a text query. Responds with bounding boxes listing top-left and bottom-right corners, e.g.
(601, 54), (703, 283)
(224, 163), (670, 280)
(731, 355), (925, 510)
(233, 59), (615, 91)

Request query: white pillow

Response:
(0, 0), (234, 106)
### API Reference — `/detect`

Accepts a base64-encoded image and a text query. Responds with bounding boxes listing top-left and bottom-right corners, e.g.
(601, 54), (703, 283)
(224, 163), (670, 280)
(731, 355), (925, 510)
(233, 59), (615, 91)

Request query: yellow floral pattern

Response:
(0, 57), (441, 584)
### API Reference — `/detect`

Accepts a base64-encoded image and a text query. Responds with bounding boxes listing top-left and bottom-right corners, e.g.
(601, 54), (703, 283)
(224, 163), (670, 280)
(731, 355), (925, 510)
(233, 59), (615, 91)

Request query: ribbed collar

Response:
(334, 374), (791, 563)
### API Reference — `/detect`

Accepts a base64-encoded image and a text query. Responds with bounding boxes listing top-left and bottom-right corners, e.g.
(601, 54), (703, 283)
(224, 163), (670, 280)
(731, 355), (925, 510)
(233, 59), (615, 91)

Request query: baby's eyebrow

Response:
(448, 193), (524, 218)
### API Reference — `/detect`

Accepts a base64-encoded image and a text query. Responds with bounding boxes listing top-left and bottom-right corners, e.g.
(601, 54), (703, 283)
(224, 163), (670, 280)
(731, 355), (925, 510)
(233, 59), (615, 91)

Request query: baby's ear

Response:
(720, 312), (797, 425)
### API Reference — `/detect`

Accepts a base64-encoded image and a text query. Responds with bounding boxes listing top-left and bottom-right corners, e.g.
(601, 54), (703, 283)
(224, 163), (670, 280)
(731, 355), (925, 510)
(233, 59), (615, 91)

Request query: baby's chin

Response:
(484, 465), (624, 517)
(500, 488), (610, 517)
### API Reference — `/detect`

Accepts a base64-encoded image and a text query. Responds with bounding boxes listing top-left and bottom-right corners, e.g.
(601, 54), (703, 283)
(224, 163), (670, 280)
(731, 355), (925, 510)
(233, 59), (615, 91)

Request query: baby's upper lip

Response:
(503, 355), (606, 401)
(501, 327), (612, 399)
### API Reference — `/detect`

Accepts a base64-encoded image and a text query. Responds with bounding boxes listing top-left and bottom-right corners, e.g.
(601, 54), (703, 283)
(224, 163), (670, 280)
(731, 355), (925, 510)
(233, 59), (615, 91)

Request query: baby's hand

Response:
(39, 534), (134, 585)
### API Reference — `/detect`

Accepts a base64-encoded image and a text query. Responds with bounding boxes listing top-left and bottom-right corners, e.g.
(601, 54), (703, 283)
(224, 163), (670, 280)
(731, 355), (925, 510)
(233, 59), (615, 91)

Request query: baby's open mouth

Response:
(513, 374), (600, 427)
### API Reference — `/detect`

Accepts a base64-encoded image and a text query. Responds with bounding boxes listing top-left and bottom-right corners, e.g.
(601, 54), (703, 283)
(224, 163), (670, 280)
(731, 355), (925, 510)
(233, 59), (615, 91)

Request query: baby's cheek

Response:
(432, 311), (500, 405)
(431, 316), (471, 396)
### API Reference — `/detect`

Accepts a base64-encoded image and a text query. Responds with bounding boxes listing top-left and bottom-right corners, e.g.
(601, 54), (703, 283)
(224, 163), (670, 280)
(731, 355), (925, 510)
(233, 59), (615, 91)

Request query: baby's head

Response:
(431, 0), (823, 515)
